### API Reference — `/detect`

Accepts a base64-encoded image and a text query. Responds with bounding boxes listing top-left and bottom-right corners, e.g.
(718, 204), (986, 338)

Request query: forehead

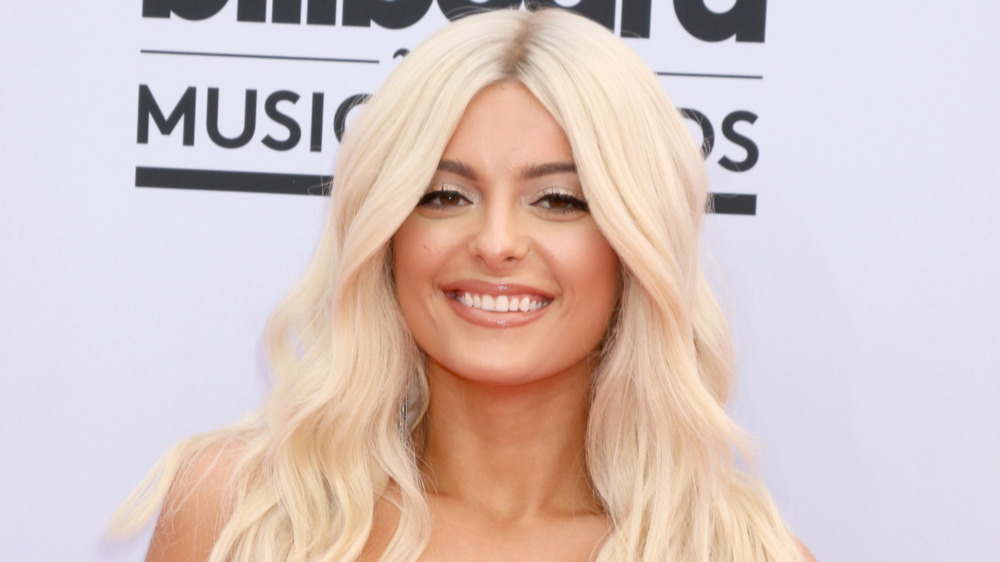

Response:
(440, 81), (575, 175)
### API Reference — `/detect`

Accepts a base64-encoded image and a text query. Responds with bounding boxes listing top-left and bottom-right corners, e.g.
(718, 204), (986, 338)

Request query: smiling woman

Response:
(394, 82), (620, 388)
(113, 8), (812, 562)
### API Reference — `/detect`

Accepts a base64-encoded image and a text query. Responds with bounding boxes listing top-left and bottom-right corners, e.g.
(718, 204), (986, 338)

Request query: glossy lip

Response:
(440, 280), (554, 328)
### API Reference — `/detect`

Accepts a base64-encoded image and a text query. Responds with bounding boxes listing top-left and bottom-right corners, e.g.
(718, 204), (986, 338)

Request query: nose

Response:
(469, 204), (529, 270)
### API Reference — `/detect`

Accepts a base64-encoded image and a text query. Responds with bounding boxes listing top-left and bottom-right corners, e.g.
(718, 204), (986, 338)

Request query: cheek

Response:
(545, 226), (621, 328)
(557, 227), (619, 288)
(584, 239), (622, 318)
(583, 241), (622, 352)
(392, 217), (459, 340)
(392, 219), (431, 311)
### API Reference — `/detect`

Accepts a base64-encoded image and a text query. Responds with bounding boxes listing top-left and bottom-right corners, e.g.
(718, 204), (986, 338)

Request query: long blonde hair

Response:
(115, 8), (801, 561)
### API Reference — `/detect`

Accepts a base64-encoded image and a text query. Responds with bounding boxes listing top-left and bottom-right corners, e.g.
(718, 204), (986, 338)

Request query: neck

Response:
(418, 360), (602, 521)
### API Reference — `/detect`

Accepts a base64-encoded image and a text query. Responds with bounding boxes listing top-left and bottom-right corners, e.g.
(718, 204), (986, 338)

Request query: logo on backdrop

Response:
(136, 0), (767, 215)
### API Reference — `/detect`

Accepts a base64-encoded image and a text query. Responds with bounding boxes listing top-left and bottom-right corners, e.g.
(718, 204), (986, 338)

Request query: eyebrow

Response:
(436, 160), (577, 181)
(437, 160), (477, 180)
(521, 162), (577, 180)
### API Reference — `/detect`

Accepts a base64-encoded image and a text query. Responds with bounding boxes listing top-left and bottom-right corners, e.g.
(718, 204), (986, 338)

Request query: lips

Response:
(440, 281), (554, 316)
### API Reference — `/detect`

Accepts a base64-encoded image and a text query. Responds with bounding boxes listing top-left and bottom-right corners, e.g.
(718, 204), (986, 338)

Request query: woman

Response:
(116, 8), (815, 561)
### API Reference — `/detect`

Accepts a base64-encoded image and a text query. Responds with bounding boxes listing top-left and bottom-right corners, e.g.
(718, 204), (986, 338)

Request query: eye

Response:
(533, 191), (589, 214)
(417, 187), (471, 208)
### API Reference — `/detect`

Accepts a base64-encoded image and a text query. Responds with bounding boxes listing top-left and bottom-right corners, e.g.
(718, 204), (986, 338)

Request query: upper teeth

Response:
(456, 292), (549, 312)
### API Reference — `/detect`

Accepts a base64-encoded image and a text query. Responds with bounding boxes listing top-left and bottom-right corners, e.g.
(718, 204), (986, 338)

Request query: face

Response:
(393, 81), (620, 387)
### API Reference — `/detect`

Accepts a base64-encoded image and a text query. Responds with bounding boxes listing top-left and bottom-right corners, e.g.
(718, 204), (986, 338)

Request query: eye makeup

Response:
(417, 184), (476, 208)
(414, 182), (589, 215)
(531, 186), (589, 214)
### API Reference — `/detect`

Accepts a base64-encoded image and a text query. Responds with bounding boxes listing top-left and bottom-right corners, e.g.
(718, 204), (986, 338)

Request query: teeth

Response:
(453, 292), (549, 312)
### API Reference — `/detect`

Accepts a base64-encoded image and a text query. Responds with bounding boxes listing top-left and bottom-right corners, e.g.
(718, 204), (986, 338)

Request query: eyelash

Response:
(532, 189), (589, 214)
(416, 187), (471, 208)
(415, 186), (589, 214)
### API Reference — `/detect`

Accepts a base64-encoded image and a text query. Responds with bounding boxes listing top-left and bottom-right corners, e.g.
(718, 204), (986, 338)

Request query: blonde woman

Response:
(115, 8), (816, 561)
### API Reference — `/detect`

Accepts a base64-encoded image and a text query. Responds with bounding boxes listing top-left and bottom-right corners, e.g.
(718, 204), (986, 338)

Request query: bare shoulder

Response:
(795, 536), (817, 562)
(145, 437), (248, 562)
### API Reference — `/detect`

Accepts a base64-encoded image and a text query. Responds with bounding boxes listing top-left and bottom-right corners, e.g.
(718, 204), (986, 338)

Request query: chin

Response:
(434, 355), (588, 389)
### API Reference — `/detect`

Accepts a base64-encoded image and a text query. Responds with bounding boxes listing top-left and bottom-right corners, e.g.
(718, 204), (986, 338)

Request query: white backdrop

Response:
(2, 2), (998, 561)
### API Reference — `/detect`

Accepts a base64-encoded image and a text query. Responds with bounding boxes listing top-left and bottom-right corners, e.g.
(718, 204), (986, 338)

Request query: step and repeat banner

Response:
(134, 0), (768, 213)
(2, 2), (998, 561)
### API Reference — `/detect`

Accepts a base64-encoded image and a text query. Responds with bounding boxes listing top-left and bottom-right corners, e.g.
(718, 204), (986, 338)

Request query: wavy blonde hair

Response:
(114, 8), (802, 561)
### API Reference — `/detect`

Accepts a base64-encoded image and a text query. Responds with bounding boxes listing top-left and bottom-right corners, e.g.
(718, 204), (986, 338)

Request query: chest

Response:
(362, 498), (609, 562)
(417, 509), (608, 562)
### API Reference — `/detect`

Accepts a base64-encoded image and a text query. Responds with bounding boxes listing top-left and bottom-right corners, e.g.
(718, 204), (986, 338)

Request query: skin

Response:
(143, 82), (817, 562)
(144, 440), (240, 562)
(386, 81), (620, 560)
